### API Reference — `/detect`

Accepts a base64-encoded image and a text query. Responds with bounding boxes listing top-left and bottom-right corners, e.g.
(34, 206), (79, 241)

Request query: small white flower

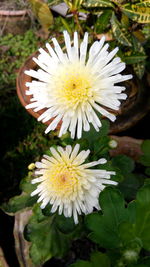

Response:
(31, 144), (117, 224)
(25, 31), (132, 139)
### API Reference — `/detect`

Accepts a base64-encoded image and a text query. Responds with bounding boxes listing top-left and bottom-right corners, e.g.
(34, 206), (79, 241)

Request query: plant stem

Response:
(73, 11), (83, 36)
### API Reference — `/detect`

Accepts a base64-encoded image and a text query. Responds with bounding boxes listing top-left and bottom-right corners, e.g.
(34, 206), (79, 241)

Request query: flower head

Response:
(25, 31), (132, 138)
(31, 144), (117, 223)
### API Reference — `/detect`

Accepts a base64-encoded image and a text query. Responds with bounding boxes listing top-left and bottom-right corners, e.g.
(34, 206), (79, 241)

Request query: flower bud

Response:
(109, 139), (118, 149)
(28, 163), (35, 170)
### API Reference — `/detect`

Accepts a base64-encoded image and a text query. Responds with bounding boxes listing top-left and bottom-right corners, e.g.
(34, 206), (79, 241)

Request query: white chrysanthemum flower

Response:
(25, 31), (132, 139)
(31, 144), (117, 224)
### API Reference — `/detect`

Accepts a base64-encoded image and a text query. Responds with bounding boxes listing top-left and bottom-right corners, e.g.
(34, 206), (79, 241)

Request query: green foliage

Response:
(85, 185), (150, 266)
(24, 204), (82, 265)
(47, 0), (62, 6)
(111, 12), (132, 47)
(86, 187), (128, 249)
(82, 0), (114, 8)
(71, 251), (111, 267)
(112, 155), (135, 175)
(139, 140), (150, 167)
(82, 119), (110, 149)
(52, 0), (150, 79)
(1, 172), (37, 213)
(95, 10), (112, 33)
(121, 4), (150, 23)
(135, 185), (150, 250)
(0, 30), (38, 89)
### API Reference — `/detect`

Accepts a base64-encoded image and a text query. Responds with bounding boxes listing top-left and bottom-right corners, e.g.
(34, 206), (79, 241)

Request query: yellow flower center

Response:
(45, 162), (81, 200)
(52, 62), (95, 108)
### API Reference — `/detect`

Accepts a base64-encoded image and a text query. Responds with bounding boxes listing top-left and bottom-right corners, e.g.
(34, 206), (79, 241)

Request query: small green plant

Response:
(0, 30), (38, 90)
(47, 0), (150, 79)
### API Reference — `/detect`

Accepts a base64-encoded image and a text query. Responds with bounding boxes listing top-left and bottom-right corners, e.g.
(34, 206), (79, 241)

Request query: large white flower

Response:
(31, 144), (117, 224)
(25, 31), (132, 138)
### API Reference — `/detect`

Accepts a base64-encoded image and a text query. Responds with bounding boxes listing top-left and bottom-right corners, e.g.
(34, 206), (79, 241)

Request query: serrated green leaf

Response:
(135, 185), (150, 250)
(118, 221), (137, 246)
(1, 193), (37, 213)
(111, 155), (135, 175)
(29, 0), (53, 31)
(111, 13), (132, 47)
(25, 212), (71, 265)
(121, 4), (150, 23)
(82, 0), (114, 8)
(86, 187), (127, 249)
(118, 174), (141, 200)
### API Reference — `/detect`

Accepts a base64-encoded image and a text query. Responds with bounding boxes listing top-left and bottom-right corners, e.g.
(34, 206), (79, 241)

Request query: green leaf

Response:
(145, 167), (150, 176)
(86, 187), (127, 248)
(135, 1), (150, 8)
(111, 155), (135, 176)
(47, 0), (62, 6)
(121, 14), (130, 29)
(82, 120), (110, 149)
(82, 0), (114, 8)
(133, 62), (145, 79)
(121, 4), (150, 23)
(124, 54), (147, 65)
(55, 214), (77, 234)
(139, 140), (150, 166)
(127, 201), (136, 224)
(118, 221), (137, 246)
(95, 10), (112, 33)
(71, 252), (110, 267)
(20, 172), (36, 193)
(1, 173), (37, 213)
(25, 210), (71, 265)
(90, 251), (111, 267)
(71, 260), (91, 267)
(60, 17), (72, 33)
(1, 193), (37, 213)
(135, 185), (150, 250)
(111, 12), (132, 47)
(29, 0), (53, 31)
(118, 174), (141, 200)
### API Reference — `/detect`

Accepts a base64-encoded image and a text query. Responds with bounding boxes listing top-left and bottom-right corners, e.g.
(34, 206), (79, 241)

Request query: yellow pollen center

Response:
(45, 163), (81, 199)
(52, 62), (94, 107)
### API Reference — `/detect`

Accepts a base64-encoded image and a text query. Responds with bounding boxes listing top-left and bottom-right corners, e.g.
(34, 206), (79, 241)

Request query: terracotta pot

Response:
(0, 10), (31, 35)
(16, 51), (150, 134)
